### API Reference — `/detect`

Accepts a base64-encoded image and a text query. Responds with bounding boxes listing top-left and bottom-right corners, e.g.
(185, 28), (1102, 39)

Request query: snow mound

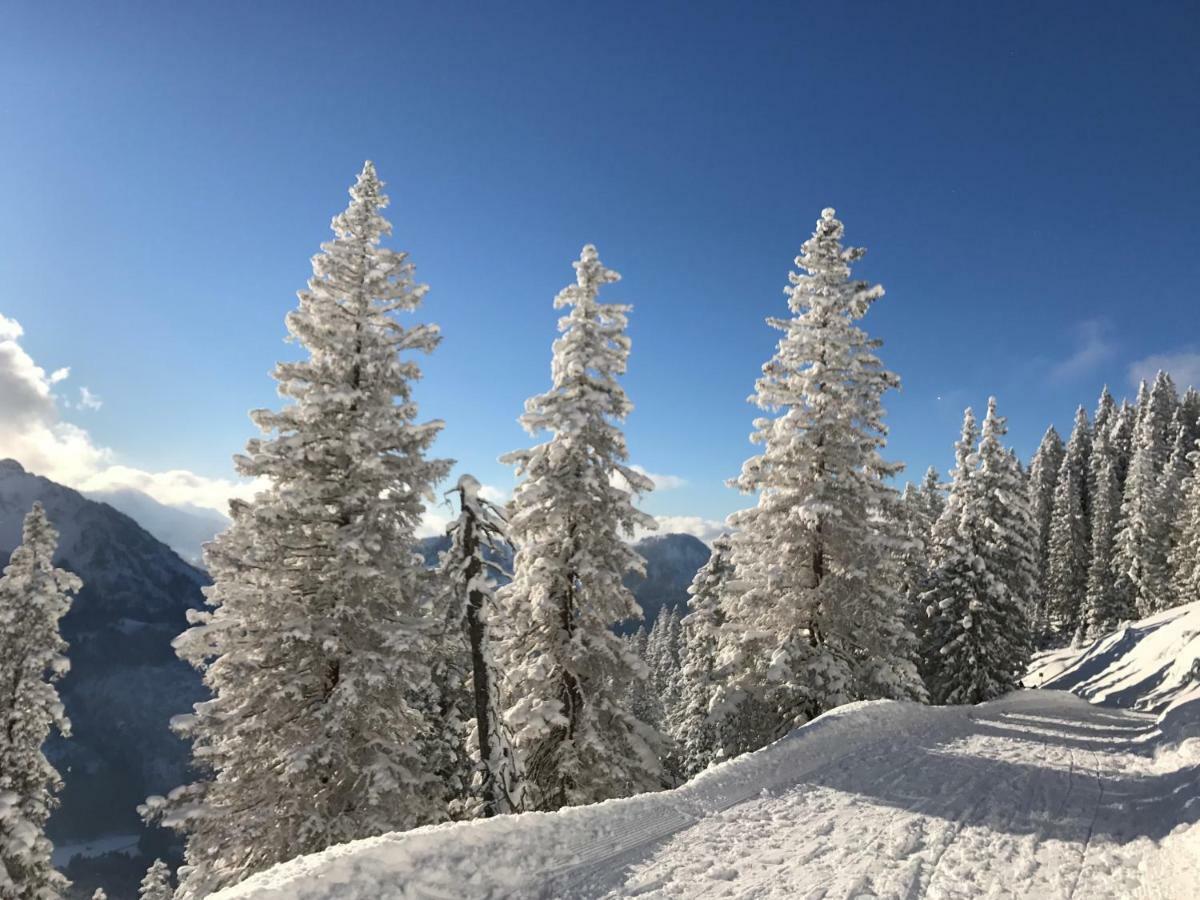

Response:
(1026, 600), (1200, 743)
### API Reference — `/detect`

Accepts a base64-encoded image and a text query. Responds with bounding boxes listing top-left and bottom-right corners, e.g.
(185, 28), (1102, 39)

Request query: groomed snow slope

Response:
(214, 608), (1200, 900)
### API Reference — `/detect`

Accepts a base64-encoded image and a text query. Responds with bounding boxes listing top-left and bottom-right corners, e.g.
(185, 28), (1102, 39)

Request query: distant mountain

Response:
(0, 460), (207, 848)
(0, 464), (709, 890)
(85, 489), (229, 565)
(624, 533), (711, 631)
(417, 531), (711, 633)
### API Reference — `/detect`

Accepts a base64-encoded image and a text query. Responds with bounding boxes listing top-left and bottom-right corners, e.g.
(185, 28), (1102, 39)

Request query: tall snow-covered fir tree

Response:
(1027, 425), (1065, 639)
(624, 627), (658, 738)
(916, 416), (980, 676)
(146, 162), (453, 897)
(716, 208), (924, 745)
(1082, 408), (1132, 638)
(0, 503), (78, 900)
(1110, 401), (1136, 492)
(921, 401), (1033, 705)
(898, 467), (945, 632)
(675, 535), (735, 777)
(496, 244), (663, 811)
(137, 859), (173, 900)
(1087, 388), (1117, 503)
(978, 402), (1039, 636)
(1158, 417), (1192, 609)
(1169, 431), (1200, 607)
(432, 475), (524, 817)
(1045, 407), (1091, 642)
(649, 608), (687, 784)
(1180, 387), (1200, 458)
(1113, 372), (1179, 617)
(1137, 372), (1181, 451)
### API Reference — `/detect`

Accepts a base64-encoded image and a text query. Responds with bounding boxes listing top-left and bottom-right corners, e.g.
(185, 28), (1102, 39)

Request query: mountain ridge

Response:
(0, 459), (208, 846)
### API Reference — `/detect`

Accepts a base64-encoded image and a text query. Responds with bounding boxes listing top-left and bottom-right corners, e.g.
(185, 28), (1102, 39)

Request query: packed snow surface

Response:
(214, 608), (1200, 899)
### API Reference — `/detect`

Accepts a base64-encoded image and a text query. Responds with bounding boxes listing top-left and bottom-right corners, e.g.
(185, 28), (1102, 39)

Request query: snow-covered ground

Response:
(1026, 600), (1200, 744)
(213, 605), (1200, 899)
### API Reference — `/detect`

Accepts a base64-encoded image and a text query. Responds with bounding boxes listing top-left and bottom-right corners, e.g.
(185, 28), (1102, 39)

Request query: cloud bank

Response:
(1128, 350), (1200, 391)
(0, 312), (258, 513)
(2, 313), (724, 543)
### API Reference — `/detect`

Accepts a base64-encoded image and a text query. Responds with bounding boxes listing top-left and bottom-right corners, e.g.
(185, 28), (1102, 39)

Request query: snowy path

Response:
(577, 693), (1188, 899)
(216, 690), (1199, 900)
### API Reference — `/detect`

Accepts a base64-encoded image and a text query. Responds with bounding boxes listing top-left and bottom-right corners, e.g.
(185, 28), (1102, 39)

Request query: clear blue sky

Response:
(2, 1), (1197, 527)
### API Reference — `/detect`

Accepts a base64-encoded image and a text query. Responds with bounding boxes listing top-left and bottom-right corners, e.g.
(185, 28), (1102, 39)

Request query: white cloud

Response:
(637, 515), (731, 546)
(611, 465), (687, 493)
(77, 386), (103, 411)
(77, 465), (264, 511)
(478, 484), (510, 504)
(1128, 350), (1200, 392)
(1049, 319), (1115, 381)
(0, 312), (257, 513)
(633, 465), (687, 491)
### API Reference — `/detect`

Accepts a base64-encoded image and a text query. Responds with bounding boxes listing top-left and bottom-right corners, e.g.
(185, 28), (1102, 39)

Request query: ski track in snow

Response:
(579, 696), (1180, 900)
(214, 690), (1199, 900)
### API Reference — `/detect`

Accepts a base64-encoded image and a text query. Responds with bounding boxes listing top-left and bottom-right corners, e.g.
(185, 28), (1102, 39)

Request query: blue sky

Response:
(1, 1), (1197, 535)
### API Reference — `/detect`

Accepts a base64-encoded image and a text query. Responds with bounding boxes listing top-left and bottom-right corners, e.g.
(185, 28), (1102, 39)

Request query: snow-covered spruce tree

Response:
(651, 609), (685, 712)
(919, 408), (983, 700)
(1045, 407), (1091, 643)
(977, 400), (1038, 654)
(137, 859), (172, 900)
(930, 410), (979, 548)
(1110, 401), (1136, 494)
(716, 208), (924, 744)
(653, 608), (688, 785)
(624, 627), (658, 733)
(0, 503), (78, 900)
(917, 465), (947, 525)
(674, 535), (734, 777)
(1088, 387), (1117, 501)
(1139, 371), (1181, 451)
(146, 162), (452, 897)
(1082, 415), (1132, 638)
(1158, 418), (1192, 611)
(432, 475), (524, 817)
(90, 890), (106, 900)
(1170, 436), (1200, 606)
(497, 244), (662, 811)
(898, 467), (945, 635)
(1113, 372), (1179, 617)
(1027, 425), (1064, 638)
(921, 400), (1033, 704)
(1180, 387), (1200, 461)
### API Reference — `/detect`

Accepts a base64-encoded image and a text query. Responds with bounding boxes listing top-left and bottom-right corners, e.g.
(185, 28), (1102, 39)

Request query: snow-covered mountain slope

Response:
(1026, 600), (1200, 743)
(0, 460), (207, 844)
(210, 603), (1200, 900)
(623, 532), (711, 630)
(86, 488), (229, 565)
